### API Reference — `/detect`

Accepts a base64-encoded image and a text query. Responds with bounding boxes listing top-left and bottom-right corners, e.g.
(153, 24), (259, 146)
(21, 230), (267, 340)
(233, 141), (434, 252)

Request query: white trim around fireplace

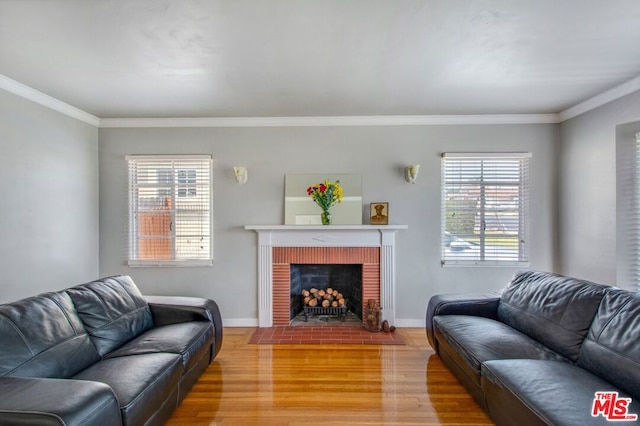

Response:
(245, 225), (408, 327)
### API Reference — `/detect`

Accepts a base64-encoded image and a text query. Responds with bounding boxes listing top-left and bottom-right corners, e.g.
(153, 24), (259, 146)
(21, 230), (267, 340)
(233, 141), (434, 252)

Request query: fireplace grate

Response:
(303, 305), (348, 322)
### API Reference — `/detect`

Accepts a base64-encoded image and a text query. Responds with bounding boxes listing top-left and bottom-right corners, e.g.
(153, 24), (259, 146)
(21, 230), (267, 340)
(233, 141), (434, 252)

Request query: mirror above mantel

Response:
(284, 174), (363, 225)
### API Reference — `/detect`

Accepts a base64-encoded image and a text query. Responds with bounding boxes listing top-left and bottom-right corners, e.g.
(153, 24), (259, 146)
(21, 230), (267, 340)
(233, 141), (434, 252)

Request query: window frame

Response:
(126, 155), (213, 267)
(441, 152), (531, 267)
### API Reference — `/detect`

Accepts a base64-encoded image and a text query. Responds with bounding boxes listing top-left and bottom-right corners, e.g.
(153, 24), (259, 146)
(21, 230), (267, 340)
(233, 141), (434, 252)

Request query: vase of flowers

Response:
(320, 209), (332, 225)
(306, 179), (344, 225)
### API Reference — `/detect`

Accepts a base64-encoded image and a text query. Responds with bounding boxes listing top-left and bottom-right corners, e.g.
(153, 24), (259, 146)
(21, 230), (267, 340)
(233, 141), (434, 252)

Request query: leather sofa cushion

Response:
(73, 352), (182, 426)
(66, 275), (153, 357)
(105, 321), (214, 373)
(497, 270), (608, 362)
(0, 376), (121, 426)
(578, 289), (640, 400)
(482, 359), (640, 426)
(0, 291), (100, 378)
(146, 295), (224, 359)
(433, 315), (566, 386)
(425, 292), (500, 351)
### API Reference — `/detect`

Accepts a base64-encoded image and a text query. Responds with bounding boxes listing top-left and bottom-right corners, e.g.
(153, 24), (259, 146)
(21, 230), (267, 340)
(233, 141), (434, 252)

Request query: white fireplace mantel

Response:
(245, 225), (407, 327)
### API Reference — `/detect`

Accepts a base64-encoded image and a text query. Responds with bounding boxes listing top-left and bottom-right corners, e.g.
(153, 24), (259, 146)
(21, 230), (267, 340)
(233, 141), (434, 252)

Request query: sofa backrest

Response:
(0, 291), (101, 378)
(578, 289), (640, 399)
(66, 275), (153, 357)
(497, 270), (608, 362)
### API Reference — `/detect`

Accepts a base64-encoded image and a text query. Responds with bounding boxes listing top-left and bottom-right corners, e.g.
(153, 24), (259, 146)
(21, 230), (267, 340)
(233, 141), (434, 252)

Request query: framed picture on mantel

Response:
(370, 202), (389, 225)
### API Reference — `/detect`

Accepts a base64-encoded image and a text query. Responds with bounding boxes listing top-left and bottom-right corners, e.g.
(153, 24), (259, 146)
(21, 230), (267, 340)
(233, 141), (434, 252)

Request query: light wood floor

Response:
(167, 327), (493, 425)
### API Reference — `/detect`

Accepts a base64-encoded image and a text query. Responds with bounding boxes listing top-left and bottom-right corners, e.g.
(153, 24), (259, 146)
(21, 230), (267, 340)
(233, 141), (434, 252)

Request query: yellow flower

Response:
(333, 185), (343, 203)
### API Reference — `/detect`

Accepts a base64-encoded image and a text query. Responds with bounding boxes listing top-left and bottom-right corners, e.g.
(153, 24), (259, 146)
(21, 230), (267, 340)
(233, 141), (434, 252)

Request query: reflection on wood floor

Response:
(167, 327), (493, 425)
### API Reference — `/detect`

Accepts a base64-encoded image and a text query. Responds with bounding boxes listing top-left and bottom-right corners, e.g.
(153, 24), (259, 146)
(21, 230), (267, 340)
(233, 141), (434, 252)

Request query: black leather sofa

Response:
(0, 275), (223, 426)
(426, 270), (640, 425)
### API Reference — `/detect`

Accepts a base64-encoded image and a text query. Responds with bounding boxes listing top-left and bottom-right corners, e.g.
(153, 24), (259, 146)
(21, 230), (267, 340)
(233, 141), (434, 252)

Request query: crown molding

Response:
(5, 72), (640, 128)
(0, 74), (100, 127)
(559, 74), (640, 122)
(99, 113), (560, 128)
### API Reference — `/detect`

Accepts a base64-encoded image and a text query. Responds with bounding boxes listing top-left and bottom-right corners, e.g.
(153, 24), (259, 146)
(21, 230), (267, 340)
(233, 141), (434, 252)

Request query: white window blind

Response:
(441, 153), (531, 266)
(617, 132), (640, 289)
(633, 132), (640, 290)
(127, 155), (212, 267)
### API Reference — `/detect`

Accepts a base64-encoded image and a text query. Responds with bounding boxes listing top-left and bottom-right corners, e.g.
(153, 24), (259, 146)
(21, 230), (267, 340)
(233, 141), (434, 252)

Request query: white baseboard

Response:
(223, 318), (259, 327)
(394, 319), (425, 327)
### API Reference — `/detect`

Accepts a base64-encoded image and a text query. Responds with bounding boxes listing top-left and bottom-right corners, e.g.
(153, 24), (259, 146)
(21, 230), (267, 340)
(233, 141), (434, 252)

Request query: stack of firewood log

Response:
(302, 288), (347, 308)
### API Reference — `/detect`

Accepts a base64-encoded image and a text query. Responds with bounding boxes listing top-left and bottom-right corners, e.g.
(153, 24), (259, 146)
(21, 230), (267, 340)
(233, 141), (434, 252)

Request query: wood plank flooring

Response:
(167, 327), (493, 425)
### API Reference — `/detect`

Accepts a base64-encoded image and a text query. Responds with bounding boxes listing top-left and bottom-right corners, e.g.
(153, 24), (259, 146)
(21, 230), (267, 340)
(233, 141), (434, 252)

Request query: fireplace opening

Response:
(290, 264), (362, 322)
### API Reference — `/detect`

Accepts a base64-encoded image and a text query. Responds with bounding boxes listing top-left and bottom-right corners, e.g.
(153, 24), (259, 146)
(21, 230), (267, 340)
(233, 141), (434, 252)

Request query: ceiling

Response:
(1, 0), (640, 119)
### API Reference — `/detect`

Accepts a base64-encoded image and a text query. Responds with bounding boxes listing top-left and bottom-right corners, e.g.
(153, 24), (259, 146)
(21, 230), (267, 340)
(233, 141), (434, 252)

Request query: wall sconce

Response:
(233, 166), (248, 184)
(404, 164), (420, 184)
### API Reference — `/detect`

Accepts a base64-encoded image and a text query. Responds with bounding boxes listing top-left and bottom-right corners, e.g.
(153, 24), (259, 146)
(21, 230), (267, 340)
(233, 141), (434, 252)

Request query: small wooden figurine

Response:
(364, 298), (382, 332)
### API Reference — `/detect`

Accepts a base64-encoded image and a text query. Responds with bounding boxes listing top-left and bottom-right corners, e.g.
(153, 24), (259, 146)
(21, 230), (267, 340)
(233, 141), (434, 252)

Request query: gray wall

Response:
(99, 123), (558, 325)
(5, 79), (639, 316)
(559, 89), (640, 287)
(0, 89), (99, 303)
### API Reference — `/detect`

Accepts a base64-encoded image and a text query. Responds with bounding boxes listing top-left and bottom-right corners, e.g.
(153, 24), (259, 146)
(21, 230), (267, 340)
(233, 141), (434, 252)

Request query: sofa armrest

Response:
(144, 295), (224, 359)
(425, 292), (501, 351)
(0, 377), (121, 426)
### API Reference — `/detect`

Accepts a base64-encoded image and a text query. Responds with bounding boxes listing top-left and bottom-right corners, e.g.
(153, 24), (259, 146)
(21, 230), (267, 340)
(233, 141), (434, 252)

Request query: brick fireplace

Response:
(245, 225), (407, 327)
(273, 247), (380, 325)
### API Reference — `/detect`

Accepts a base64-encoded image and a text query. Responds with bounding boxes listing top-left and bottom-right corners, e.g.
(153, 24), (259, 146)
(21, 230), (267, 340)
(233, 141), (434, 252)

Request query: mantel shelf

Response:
(245, 225), (408, 231)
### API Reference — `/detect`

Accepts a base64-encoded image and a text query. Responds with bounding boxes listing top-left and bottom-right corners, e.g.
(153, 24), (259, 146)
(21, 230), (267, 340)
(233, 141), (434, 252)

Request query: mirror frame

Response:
(284, 174), (363, 225)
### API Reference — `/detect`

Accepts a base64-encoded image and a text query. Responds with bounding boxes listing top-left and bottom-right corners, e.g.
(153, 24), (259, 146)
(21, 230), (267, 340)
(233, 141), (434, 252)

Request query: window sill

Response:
(128, 259), (213, 267)
(441, 261), (530, 268)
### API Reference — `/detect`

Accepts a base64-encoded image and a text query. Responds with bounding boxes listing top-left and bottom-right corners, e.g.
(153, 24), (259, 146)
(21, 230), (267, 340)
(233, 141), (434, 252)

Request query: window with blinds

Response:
(127, 155), (212, 266)
(441, 153), (531, 266)
(617, 131), (640, 290)
(633, 132), (640, 290)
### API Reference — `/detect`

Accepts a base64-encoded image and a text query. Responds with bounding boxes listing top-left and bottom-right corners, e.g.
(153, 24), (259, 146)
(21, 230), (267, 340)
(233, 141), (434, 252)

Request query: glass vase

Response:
(321, 209), (332, 225)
